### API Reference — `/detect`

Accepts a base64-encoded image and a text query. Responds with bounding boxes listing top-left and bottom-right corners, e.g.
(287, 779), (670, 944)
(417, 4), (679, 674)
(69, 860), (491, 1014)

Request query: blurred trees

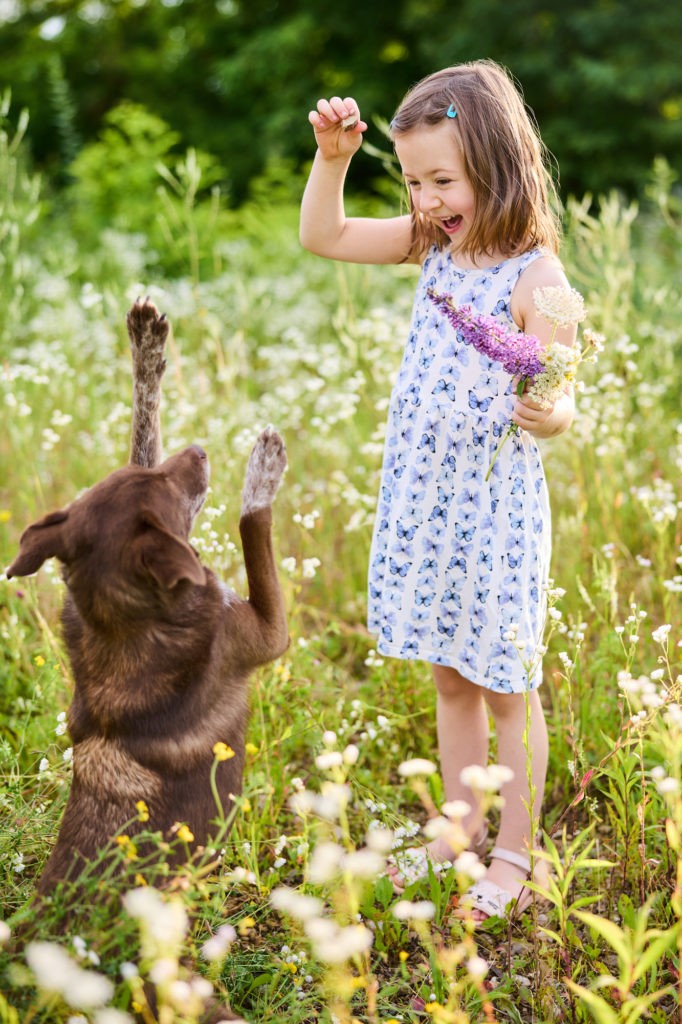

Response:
(0, 0), (681, 204)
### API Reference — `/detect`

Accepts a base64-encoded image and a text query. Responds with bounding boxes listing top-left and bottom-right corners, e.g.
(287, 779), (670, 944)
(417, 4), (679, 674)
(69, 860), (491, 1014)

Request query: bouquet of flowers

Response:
(427, 285), (603, 479)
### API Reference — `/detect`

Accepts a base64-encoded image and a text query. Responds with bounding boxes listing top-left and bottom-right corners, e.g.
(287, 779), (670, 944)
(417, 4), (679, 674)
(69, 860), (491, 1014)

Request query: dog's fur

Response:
(7, 299), (289, 901)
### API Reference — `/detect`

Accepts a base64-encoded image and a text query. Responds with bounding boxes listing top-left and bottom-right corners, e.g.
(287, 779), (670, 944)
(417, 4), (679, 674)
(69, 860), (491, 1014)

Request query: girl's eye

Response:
(407, 180), (420, 189)
(436, 178), (452, 186)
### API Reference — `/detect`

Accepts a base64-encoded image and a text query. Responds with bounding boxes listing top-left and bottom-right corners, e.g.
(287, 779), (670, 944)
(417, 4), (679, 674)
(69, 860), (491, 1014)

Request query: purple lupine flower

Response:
(427, 289), (545, 380)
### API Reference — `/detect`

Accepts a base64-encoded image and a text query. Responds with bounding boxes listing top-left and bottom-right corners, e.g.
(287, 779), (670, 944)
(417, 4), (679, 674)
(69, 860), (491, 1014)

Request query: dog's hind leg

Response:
(126, 297), (169, 468)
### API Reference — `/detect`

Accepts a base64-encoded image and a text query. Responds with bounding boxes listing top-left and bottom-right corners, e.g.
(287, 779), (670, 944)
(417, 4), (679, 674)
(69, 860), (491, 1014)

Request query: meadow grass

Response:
(0, 110), (680, 1023)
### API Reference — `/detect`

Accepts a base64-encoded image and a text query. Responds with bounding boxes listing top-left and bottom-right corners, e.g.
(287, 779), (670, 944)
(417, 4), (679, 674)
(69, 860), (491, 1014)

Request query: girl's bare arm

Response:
(300, 95), (413, 265)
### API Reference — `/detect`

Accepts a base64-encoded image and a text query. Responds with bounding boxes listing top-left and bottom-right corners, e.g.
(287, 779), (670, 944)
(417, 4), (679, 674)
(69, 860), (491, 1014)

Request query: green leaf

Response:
(375, 872), (394, 909)
(631, 926), (679, 983)
(565, 981), (620, 1024)
(573, 910), (630, 964)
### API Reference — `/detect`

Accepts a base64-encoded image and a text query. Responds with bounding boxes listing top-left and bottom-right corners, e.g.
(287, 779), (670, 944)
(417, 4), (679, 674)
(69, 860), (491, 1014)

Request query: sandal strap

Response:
(489, 846), (532, 873)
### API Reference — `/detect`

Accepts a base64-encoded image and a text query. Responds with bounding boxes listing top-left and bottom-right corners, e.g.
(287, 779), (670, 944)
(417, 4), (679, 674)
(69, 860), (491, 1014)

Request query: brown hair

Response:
(390, 60), (561, 262)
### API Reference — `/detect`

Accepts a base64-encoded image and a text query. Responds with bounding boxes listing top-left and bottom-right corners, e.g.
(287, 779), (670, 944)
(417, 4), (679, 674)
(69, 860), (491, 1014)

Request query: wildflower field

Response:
(0, 103), (681, 1024)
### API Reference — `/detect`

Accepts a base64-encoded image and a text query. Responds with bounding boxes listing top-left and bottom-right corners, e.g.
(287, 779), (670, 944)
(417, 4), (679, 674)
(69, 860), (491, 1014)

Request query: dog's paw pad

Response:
(241, 428), (287, 514)
(127, 297), (169, 371)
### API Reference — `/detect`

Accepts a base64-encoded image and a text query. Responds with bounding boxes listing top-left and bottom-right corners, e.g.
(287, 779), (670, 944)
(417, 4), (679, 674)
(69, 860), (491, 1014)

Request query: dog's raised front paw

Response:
(127, 297), (169, 381)
(241, 427), (287, 515)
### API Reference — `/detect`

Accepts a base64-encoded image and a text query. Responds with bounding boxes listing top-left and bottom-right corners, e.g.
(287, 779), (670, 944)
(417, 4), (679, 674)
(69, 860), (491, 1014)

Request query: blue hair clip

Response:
(446, 104), (457, 118)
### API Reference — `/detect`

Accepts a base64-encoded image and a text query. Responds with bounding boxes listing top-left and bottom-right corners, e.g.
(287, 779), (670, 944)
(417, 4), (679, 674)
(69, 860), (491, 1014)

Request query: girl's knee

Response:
(432, 665), (482, 703)
(485, 687), (542, 722)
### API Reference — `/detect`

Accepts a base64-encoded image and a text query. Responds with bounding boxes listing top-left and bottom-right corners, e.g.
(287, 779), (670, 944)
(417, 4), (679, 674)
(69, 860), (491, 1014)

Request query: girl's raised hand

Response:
(308, 96), (367, 161)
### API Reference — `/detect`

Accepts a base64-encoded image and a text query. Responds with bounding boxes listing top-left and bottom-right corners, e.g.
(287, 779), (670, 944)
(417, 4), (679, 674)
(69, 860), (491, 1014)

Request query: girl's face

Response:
(394, 121), (476, 250)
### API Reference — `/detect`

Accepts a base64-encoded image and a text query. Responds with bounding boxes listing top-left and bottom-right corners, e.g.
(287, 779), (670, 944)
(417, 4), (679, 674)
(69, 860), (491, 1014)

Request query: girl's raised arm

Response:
(300, 95), (413, 266)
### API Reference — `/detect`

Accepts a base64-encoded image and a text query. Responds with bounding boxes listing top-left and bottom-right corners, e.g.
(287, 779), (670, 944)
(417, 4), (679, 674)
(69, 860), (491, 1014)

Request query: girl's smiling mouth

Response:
(439, 215), (463, 235)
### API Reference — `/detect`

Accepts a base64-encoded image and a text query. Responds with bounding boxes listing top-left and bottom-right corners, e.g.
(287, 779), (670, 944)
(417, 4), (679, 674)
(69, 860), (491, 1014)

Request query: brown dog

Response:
(7, 299), (289, 898)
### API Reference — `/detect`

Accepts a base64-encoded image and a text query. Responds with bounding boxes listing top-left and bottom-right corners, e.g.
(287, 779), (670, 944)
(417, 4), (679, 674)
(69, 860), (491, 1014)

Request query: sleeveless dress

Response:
(367, 247), (551, 693)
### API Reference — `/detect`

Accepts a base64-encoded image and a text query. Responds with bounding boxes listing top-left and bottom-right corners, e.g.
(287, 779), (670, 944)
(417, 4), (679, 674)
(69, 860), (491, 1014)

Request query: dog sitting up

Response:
(7, 298), (289, 900)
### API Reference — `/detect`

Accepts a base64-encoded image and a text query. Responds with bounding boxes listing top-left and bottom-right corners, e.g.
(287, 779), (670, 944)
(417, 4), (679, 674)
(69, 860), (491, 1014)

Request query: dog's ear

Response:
(6, 510), (70, 578)
(135, 511), (206, 589)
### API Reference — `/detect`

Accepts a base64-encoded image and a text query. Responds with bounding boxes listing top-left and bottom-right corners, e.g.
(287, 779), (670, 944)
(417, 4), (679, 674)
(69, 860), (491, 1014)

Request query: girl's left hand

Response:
(511, 388), (573, 438)
(511, 392), (552, 434)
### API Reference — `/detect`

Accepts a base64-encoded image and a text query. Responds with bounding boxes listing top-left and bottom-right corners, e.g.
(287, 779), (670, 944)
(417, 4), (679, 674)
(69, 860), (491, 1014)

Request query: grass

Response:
(0, 106), (680, 1023)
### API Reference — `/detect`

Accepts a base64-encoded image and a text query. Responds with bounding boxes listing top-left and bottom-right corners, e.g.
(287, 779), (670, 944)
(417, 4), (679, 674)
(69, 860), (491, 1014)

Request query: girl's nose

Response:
(419, 187), (441, 212)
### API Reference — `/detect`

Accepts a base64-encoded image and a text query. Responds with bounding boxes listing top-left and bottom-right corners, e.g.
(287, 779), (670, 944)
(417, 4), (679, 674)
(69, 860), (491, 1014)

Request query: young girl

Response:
(300, 60), (576, 922)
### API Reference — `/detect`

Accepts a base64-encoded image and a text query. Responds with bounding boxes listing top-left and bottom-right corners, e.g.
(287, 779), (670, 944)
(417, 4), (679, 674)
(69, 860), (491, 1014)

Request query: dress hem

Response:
(370, 633), (542, 694)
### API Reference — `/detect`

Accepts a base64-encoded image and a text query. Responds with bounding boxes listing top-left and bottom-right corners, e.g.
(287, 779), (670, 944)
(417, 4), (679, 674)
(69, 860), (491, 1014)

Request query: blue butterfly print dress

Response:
(367, 247), (551, 693)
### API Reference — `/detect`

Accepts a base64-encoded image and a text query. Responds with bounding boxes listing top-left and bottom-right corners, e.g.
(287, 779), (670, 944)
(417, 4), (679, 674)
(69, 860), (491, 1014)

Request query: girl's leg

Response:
(429, 665), (490, 859)
(478, 687), (548, 903)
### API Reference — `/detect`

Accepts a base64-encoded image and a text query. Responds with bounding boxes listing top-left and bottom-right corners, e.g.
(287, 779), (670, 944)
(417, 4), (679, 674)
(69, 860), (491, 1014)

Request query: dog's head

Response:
(7, 445), (210, 623)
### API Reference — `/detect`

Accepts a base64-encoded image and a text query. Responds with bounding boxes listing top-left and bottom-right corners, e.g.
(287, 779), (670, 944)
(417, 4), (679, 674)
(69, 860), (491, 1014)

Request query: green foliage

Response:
(1, 0), (682, 203)
(0, 116), (681, 1023)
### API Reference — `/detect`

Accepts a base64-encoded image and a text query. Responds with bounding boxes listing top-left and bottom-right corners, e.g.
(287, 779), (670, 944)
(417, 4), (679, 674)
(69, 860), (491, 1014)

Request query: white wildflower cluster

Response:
(631, 479), (680, 527)
(398, 758), (437, 778)
(293, 509), (321, 531)
(201, 924), (237, 961)
(392, 899), (436, 921)
(26, 942), (114, 1010)
(650, 765), (680, 798)
(459, 763), (514, 792)
(290, 782), (351, 823)
(528, 341), (582, 408)
(533, 286), (587, 327)
(617, 671), (665, 709)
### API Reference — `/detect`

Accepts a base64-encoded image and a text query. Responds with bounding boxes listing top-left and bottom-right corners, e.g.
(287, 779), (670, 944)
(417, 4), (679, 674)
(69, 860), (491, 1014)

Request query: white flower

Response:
(315, 751), (343, 770)
(342, 743), (359, 765)
(656, 777), (680, 796)
(459, 764), (490, 790)
(307, 841), (344, 883)
(270, 886), (324, 921)
(423, 816), (454, 840)
(0, 921), (11, 944)
(342, 848), (385, 879)
(281, 557), (297, 573)
(398, 758), (437, 777)
(441, 799), (471, 820)
(94, 1011), (135, 1024)
(453, 850), (486, 881)
(486, 764), (515, 790)
(302, 557), (321, 579)
(123, 888), (188, 952)
(26, 942), (114, 1009)
(365, 827), (394, 854)
(652, 624), (672, 644)
(305, 921), (373, 963)
(533, 285), (587, 326)
(39, 757), (49, 772)
(148, 958), (176, 985)
(322, 730), (337, 746)
(201, 924), (237, 961)
(466, 955), (489, 980)
(392, 900), (436, 921)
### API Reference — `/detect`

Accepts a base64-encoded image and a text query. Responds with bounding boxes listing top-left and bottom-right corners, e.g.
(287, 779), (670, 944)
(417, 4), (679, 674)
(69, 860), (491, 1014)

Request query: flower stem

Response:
(485, 424), (518, 481)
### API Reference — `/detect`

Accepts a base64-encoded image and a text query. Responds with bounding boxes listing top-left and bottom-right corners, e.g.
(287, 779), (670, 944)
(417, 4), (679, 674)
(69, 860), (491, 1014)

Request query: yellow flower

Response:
(286, 962), (297, 974)
(238, 916), (256, 936)
(0, 510), (11, 523)
(176, 824), (194, 843)
(116, 835), (130, 846)
(245, 742), (259, 756)
(134, 874), (147, 887)
(34, 655), (45, 667)
(349, 976), (366, 989)
(399, 950), (408, 962)
(135, 800), (149, 822)
(213, 741), (235, 761)
(242, 799), (252, 814)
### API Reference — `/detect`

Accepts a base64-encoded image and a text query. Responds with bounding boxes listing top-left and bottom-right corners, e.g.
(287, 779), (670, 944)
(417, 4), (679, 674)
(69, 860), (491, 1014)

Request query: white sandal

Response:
(456, 845), (541, 921)
(387, 821), (489, 894)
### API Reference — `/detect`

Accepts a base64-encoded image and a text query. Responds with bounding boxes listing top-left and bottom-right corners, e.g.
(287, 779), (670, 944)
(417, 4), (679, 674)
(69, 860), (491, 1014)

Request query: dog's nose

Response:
(190, 445), (208, 460)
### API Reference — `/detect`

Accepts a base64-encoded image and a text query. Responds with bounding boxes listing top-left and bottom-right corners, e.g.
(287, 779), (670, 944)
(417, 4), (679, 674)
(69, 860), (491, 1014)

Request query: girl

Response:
(300, 60), (575, 922)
